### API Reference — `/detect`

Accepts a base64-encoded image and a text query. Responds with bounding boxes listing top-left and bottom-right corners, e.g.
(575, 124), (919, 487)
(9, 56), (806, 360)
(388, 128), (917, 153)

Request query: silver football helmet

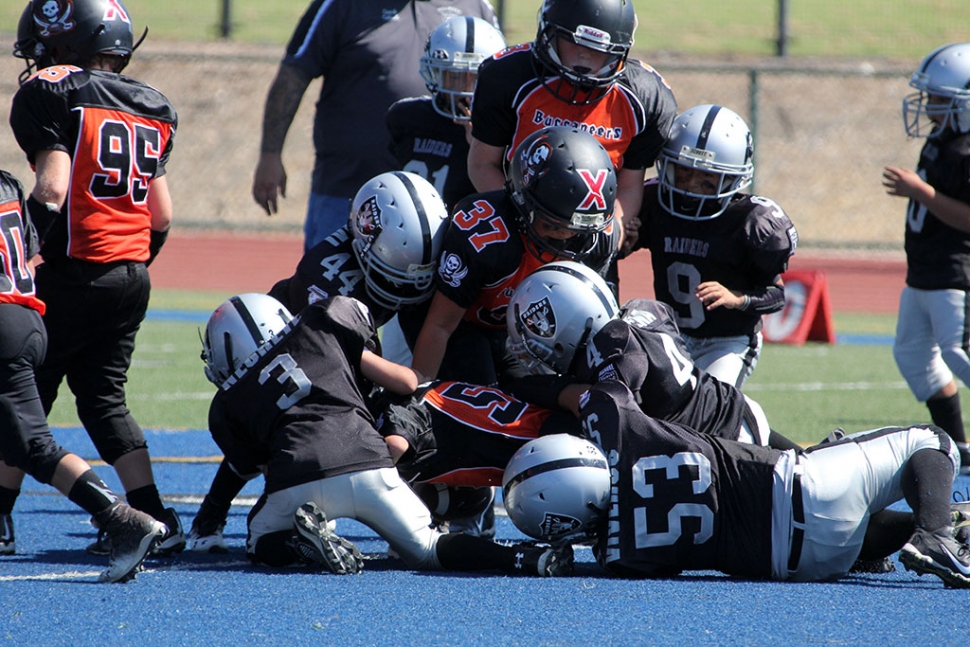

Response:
(903, 43), (970, 138)
(201, 293), (293, 386)
(506, 261), (619, 375)
(348, 171), (450, 311)
(502, 434), (610, 542)
(420, 16), (506, 121)
(657, 104), (754, 220)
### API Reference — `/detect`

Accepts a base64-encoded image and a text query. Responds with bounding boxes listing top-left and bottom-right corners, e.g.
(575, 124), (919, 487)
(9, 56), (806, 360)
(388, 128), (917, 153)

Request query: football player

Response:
(387, 16), (507, 212)
(5, 0), (185, 558)
(506, 383), (970, 588)
(505, 261), (801, 451)
(629, 104), (798, 389)
(468, 0), (678, 270)
(883, 43), (970, 474)
(188, 171), (449, 552)
(200, 293), (571, 576)
(374, 380), (583, 526)
(0, 167), (165, 582)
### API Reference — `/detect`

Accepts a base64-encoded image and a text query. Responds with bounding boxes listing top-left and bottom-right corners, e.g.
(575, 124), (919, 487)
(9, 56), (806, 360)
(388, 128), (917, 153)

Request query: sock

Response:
(435, 532), (516, 572)
(901, 448), (955, 533)
(0, 485), (20, 516)
(858, 509), (914, 559)
(926, 392), (968, 444)
(67, 470), (118, 518)
(126, 484), (167, 520)
(251, 529), (300, 567)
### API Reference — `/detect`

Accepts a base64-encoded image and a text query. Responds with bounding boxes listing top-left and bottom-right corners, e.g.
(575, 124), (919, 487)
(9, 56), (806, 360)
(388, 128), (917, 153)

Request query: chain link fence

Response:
(1, 0), (965, 250)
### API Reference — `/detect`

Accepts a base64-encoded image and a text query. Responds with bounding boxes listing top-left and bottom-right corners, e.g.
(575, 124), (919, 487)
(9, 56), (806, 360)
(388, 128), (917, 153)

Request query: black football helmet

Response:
(508, 126), (616, 262)
(13, 0), (144, 83)
(533, 0), (637, 104)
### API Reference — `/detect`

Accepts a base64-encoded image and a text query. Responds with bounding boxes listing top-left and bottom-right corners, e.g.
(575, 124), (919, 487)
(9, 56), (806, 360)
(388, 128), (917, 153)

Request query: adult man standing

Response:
(252, 0), (498, 250)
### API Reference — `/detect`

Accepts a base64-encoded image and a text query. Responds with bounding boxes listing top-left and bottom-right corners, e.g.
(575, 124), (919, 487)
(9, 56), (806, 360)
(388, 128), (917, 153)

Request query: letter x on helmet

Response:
(508, 126), (616, 262)
(533, 0), (637, 104)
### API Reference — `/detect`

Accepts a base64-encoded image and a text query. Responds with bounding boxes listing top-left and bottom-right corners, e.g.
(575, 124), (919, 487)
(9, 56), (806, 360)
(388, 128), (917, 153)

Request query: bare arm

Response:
(883, 165), (970, 233)
(410, 291), (467, 382)
(616, 167), (645, 254)
(147, 175), (173, 232)
(31, 149), (71, 208)
(360, 349), (419, 395)
(252, 63), (314, 216)
(467, 137), (507, 192)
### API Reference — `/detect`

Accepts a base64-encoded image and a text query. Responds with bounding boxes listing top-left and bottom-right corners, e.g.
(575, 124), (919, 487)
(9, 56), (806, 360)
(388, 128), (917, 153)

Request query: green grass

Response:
(3, 1), (969, 59)
(46, 298), (945, 449)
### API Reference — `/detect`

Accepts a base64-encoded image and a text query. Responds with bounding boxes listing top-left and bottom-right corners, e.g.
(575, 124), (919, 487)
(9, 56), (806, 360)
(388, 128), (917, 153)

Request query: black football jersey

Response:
(376, 380), (581, 486)
(386, 96), (475, 211)
(577, 299), (747, 440)
(207, 297), (393, 493)
(268, 224), (395, 326)
(472, 45), (677, 171)
(0, 170), (43, 314)
(635, 180), (797, 338)
(903, 132), (970, 290)
(435, 190), (617, 329)
(10, 66), (177, 264)
(581, 380), (781, 579)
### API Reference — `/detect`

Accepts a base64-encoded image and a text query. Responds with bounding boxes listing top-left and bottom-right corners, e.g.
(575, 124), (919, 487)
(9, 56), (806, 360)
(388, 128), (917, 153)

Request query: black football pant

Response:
(34, 259), (150, 465)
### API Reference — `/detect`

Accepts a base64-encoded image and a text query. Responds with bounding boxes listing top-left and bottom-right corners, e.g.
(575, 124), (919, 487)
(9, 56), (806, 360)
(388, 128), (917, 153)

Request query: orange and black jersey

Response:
(208, 297), (391, 494)
(577, 298), (749, 442)
(10, 66), (177, 264)
(375, 380), (581, 487)
(0, 170), (44, 315)
(435, 190), (617, 329)
(386, 96), (475, 212)
(472, 45), (677, 171)
(582, 380), (781, 579)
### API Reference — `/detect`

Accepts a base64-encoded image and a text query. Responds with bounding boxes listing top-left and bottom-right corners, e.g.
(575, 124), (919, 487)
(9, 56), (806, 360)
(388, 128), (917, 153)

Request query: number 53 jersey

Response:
(10, 65), (177, 264)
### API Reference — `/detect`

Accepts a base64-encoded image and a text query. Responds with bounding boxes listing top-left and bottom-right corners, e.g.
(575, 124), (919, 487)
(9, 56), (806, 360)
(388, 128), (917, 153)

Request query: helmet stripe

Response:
(229, 295), (266, 348)
(465, 16), (475, 53)
(542, 263), (616, 316)
(504, 456), (608, 492)
(696, 104), (722, 149)
(391, 171), (433, 265)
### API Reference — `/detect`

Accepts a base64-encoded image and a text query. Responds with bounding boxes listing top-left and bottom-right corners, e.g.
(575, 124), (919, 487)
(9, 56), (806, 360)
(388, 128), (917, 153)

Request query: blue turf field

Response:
(0, 427), (964, 646)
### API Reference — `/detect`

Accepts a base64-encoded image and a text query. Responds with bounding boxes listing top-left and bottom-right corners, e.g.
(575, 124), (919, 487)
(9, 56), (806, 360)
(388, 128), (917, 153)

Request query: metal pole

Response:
(777, 0), (788, 57)
(749, 69), (759, 194)
(220, 0), (232, 39)
(497, 0), (506, 33)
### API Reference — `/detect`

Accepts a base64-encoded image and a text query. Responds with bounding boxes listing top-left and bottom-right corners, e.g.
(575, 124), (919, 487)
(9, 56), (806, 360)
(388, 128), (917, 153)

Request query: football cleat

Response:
(97, 503), (165, 583)
(0, 514), (14, 555)
(291, 503), (363, 575)
(516, 542), (574, 577)
(952, 500), (970, 545)
(848, 556), (896, 574)
(899, 527), (970, 589)
(154, 508), (187, 556)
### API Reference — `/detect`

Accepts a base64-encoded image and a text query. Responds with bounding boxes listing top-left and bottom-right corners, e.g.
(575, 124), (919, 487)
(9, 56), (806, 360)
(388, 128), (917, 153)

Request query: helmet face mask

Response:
(420, 16), (506, 121)
(657, 104), (754, 221)
(506, 261), (619, 376)
(502, 434), (611, 543)
(508, 126), (616, 262)
(348, 172), (450, 311)
(533, 0), (636, 105)
(903, 43), (970, 138)
(201, 294), (294, 387)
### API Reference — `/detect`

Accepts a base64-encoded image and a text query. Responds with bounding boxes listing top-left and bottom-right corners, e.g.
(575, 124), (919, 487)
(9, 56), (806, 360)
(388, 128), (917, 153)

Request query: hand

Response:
(695, 281), (745, 310)
(620, 215), (640, 257)
(882, 165), (934, 202)
(252, 153), (287, 216)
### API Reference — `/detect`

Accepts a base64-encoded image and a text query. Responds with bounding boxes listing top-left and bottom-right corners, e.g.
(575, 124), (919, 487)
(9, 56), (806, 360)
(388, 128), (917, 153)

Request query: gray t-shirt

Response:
(283, 0), (497, 198)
